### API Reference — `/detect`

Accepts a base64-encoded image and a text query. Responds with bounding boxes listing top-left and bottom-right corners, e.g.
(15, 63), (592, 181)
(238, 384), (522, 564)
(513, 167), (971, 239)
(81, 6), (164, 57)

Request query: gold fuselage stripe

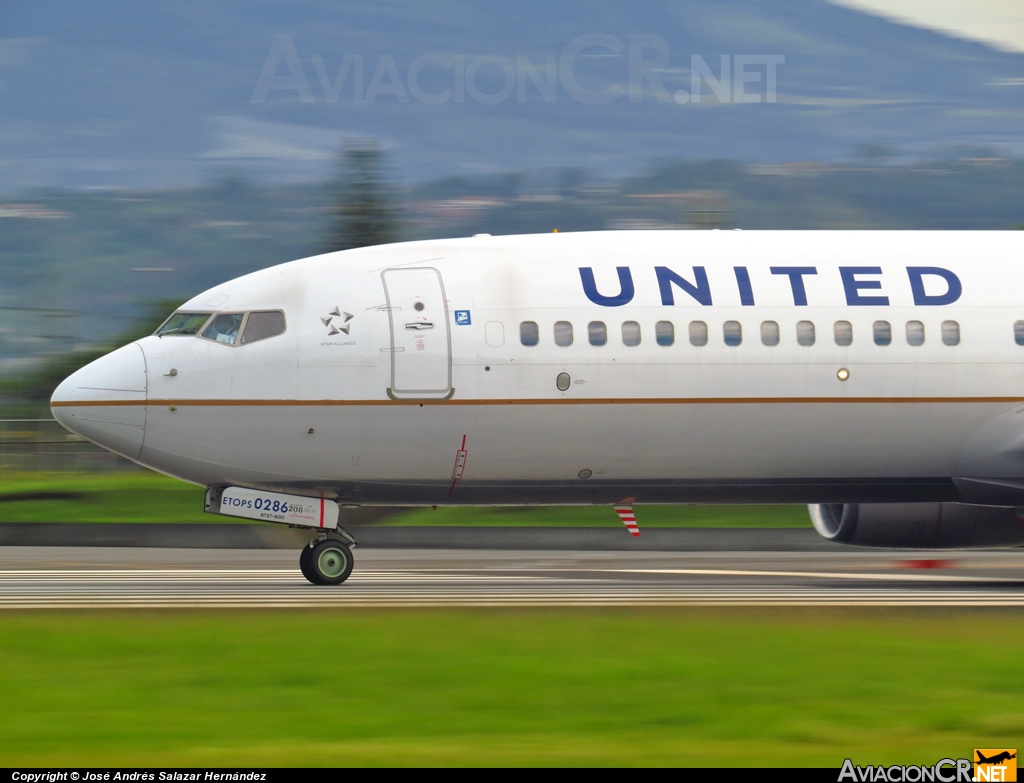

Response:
(49, 396), (1024, 407)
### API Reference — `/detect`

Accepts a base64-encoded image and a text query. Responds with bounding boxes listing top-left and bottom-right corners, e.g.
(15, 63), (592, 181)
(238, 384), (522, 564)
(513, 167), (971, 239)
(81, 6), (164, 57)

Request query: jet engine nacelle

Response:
(809, 503), (1024, 549)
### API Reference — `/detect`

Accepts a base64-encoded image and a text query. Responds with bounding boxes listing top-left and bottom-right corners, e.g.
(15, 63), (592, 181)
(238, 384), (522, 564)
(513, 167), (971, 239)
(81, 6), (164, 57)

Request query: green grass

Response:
(0, 608), (1021, 766)
(0, 471), (216, 523)
(0, 472), (810, 527)
(384, 504), (811, 527)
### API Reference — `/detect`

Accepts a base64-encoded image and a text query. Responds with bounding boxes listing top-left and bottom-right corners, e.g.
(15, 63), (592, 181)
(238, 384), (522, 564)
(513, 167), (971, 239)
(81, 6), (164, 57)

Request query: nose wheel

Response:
(300, 538), (354, 585)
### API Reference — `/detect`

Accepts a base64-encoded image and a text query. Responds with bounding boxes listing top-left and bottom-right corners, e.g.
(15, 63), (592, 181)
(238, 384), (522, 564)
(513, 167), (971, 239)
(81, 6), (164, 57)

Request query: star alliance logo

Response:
(321, 307), (354, 335)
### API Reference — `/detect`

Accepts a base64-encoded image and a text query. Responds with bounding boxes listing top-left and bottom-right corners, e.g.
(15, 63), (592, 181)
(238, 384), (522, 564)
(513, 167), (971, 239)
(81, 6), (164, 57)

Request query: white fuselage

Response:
(50, 230), (1024, 507)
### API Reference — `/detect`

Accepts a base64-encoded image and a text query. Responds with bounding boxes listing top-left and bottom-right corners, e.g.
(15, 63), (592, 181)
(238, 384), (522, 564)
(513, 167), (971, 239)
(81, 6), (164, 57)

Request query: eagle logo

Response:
(321, 307), (354, 335)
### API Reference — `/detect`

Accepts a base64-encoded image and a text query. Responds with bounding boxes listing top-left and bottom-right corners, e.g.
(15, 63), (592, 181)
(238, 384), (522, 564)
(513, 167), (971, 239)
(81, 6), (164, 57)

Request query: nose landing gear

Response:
(300, 532), (356, 585)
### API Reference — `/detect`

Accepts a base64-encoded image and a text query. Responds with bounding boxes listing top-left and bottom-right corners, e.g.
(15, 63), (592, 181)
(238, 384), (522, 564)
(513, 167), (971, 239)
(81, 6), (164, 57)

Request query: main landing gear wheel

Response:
(300, 539), (354, 586)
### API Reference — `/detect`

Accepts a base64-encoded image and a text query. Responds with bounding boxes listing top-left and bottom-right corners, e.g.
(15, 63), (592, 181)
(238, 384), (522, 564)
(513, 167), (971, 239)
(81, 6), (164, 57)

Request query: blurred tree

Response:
(557, 167), (586, 199)
(325, 139), (397, 252)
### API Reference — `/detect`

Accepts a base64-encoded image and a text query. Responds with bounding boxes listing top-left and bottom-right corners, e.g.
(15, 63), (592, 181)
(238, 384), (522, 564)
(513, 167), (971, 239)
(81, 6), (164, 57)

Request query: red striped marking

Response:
(319, 493), (325, 528)
(614, 504), (640, 537)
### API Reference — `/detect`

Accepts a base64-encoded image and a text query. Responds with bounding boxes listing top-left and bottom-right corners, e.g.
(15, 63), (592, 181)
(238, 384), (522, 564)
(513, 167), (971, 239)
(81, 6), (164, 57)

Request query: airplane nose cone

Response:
(51, 342), (148, 460)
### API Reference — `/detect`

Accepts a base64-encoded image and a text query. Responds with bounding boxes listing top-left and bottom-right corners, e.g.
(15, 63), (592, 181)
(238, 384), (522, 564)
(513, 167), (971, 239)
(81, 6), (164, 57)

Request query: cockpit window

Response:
(158, 308), (287, 346)
(156, 312), (211, 336)
(241, 311), (286, 344)
(202, 313), (244, 345)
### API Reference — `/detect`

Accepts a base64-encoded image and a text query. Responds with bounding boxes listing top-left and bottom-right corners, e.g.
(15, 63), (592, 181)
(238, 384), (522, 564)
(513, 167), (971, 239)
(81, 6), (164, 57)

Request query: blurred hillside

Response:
(3, 0), (1024, 190)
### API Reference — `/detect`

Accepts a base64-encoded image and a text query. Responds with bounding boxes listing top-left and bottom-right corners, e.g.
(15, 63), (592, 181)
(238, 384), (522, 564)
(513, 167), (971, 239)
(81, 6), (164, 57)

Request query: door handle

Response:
(404, 322), (434, 330)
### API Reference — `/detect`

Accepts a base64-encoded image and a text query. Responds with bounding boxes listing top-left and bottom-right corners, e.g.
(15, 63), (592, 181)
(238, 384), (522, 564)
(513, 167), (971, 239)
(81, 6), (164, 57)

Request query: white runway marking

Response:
(2, 550), (1024, 608)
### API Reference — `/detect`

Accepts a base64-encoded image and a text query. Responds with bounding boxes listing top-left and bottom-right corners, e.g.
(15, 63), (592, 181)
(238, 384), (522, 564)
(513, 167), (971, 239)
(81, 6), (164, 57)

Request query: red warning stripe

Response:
(614, 504), (640, 537)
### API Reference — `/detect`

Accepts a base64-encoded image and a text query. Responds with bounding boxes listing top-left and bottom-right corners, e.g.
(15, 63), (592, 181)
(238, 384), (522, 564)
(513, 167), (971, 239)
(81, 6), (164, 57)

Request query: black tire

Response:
(307, 539), (354, 586)
(299, 542), (317, 584)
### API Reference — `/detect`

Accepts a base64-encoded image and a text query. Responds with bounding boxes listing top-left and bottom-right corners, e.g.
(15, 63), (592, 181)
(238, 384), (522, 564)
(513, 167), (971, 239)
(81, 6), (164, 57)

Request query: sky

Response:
(834, 0), (1024, 53)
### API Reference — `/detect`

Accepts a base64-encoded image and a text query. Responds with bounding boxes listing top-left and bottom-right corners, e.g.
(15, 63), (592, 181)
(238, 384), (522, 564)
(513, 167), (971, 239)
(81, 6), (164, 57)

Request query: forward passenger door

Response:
(381, 267), (453, 399)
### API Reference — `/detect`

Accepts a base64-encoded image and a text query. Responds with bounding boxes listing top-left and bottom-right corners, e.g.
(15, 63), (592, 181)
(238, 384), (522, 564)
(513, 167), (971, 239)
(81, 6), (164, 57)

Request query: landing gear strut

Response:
(300, 532), (356, 586)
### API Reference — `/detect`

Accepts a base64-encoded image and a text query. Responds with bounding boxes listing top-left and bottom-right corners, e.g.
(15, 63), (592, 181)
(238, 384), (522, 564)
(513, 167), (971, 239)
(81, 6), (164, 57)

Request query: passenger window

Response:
(723, 320), (742, 347)
(655, 321), (674, 347)
(689, 321), (708, 347)
(796, 320), (815, 347)
(588, 321), (607, 346)
(202, 313), (244, 345)
(156, 312), (211, 336)
(1015, 321), (1024, 346)
(873, 320), (892, 346)
(906, 320), (925, 346)
(622, 321), (641, 346)
(554, 321), (573, 347)
(941, 321), (959, 346)
(520, 321), (539, 346)
(834, 321), (853, 347)
(760, 321), (779, 346)
(240, 311), (286, 344)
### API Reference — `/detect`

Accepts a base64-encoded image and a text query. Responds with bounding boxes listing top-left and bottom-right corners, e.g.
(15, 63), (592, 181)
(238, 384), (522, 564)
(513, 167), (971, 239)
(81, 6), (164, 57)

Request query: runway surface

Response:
(3, 546), (1024, 607)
